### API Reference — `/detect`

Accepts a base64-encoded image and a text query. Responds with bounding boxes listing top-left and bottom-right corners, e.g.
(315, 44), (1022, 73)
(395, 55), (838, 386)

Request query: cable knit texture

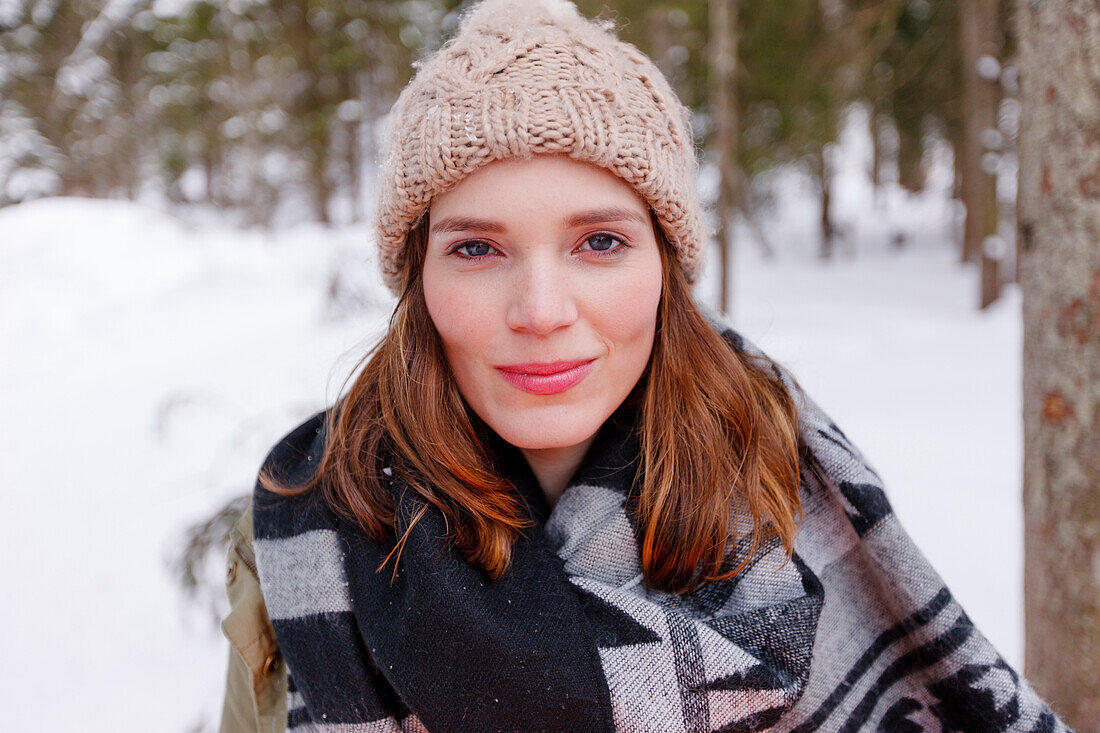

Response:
(374, 0), (708, 294)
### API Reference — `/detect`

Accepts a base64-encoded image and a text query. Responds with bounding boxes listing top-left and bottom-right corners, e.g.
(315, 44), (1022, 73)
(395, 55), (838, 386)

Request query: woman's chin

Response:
(486, 409), (606, 452)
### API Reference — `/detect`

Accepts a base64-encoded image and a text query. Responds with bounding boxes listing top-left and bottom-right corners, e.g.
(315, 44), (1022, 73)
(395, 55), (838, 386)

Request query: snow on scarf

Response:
(252, 327), (1072, 732)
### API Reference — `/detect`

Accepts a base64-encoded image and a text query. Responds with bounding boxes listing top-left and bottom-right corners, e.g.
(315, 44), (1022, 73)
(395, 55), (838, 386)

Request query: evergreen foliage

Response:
(0, 0), (1012, 235)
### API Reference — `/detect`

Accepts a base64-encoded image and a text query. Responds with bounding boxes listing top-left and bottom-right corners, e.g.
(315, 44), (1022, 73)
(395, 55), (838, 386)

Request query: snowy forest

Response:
(0, 0), (1096, 731)
(1, 0), (1023, 306)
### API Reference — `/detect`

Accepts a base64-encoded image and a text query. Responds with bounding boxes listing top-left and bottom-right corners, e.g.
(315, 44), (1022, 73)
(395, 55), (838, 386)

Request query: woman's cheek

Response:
(428, 279), (487, 344)
(590, 267), (661, 337)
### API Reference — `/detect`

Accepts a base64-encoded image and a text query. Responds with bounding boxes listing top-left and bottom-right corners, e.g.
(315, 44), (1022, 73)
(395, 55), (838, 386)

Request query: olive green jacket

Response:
(219, 502), (287, 733)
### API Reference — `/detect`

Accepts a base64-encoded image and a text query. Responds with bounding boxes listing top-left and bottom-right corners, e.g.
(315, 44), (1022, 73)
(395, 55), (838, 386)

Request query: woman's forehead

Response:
(428, 154), (650, 217)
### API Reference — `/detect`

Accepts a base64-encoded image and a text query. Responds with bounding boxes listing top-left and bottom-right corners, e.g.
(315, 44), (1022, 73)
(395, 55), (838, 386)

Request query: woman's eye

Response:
(449, 235), (626, 260)
(452, 241), (496, 258)
(580, 233), (626, 255)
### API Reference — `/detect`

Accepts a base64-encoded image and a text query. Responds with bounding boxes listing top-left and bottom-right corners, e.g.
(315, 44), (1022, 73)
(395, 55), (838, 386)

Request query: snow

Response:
(0, 108), (1027, 731)
(0, 199), (392, 732)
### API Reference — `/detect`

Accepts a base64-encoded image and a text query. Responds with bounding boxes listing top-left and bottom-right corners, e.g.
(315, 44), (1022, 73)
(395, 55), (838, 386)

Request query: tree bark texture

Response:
(1018, 1), (1100, 729)
(709, 0), (739, 316)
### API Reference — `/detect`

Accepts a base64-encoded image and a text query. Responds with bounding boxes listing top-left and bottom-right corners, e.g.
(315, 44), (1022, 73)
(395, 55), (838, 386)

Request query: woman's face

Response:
(422, 154), (663, 453)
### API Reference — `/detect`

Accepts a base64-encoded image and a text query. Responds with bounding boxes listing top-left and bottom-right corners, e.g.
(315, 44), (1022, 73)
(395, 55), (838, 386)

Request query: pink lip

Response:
(495, 359), (596, 395)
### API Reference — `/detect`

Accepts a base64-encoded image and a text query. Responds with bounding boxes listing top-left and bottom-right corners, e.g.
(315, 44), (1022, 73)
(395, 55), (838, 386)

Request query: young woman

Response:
(219, 1), (1071, 731)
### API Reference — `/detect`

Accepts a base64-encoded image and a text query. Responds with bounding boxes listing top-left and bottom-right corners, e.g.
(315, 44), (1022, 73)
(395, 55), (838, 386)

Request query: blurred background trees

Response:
(0, 0), (1021, 299)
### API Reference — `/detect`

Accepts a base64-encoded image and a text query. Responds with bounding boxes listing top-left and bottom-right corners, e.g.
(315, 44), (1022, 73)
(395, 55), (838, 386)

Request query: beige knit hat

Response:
(374, 0), (708, 294)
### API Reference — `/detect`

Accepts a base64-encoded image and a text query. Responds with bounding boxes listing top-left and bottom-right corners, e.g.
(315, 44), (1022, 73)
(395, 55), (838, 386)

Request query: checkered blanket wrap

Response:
(252, 328), (1071, 732)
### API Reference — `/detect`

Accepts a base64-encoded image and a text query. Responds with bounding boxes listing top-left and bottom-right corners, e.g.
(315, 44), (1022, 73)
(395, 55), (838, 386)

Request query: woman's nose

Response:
(504, 260), (579, 335)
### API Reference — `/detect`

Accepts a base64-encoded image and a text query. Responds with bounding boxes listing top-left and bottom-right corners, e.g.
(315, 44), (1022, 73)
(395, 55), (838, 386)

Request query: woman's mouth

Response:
(494, 359), (596, 395)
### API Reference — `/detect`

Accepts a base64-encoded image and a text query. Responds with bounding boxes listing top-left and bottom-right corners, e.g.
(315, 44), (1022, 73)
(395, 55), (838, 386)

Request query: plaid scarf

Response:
(252, 328), (1071, 732)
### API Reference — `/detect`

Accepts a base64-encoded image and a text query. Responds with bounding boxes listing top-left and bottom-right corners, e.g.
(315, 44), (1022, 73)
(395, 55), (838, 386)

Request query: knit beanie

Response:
(374, 0), (708, 294)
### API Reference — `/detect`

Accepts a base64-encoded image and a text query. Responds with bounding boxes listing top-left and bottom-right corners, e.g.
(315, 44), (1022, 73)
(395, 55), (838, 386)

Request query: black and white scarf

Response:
(253, 328), (1071, 732)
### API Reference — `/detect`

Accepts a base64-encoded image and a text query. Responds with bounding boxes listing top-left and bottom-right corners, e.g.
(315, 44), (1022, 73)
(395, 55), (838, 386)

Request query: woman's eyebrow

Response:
(429, 207), (647, 235)
(429, 216), (507, 235)
(563, 207), (648, 228)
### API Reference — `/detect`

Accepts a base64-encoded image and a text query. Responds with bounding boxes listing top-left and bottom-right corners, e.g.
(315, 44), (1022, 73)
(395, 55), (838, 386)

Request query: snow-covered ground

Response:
(0, 109), (1027, 732)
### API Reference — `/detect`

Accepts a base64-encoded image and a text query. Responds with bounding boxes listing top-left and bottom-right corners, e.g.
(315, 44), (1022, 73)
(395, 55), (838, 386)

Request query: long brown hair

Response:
(262, 215), (805, 595)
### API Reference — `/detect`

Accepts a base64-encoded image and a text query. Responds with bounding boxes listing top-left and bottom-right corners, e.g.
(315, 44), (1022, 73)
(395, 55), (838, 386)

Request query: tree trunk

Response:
(816, 148), (834, 260)
(959, 0), (1001, 284)
(346, 117), (362, 223)
(960, 0), (1004, 309)
(709, 0), (739, 317)
(870, 110), (884, 208)
(646, 6), (674, 81)
(310, 139), (332, 226)
(1018, 1), (1100, 729)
